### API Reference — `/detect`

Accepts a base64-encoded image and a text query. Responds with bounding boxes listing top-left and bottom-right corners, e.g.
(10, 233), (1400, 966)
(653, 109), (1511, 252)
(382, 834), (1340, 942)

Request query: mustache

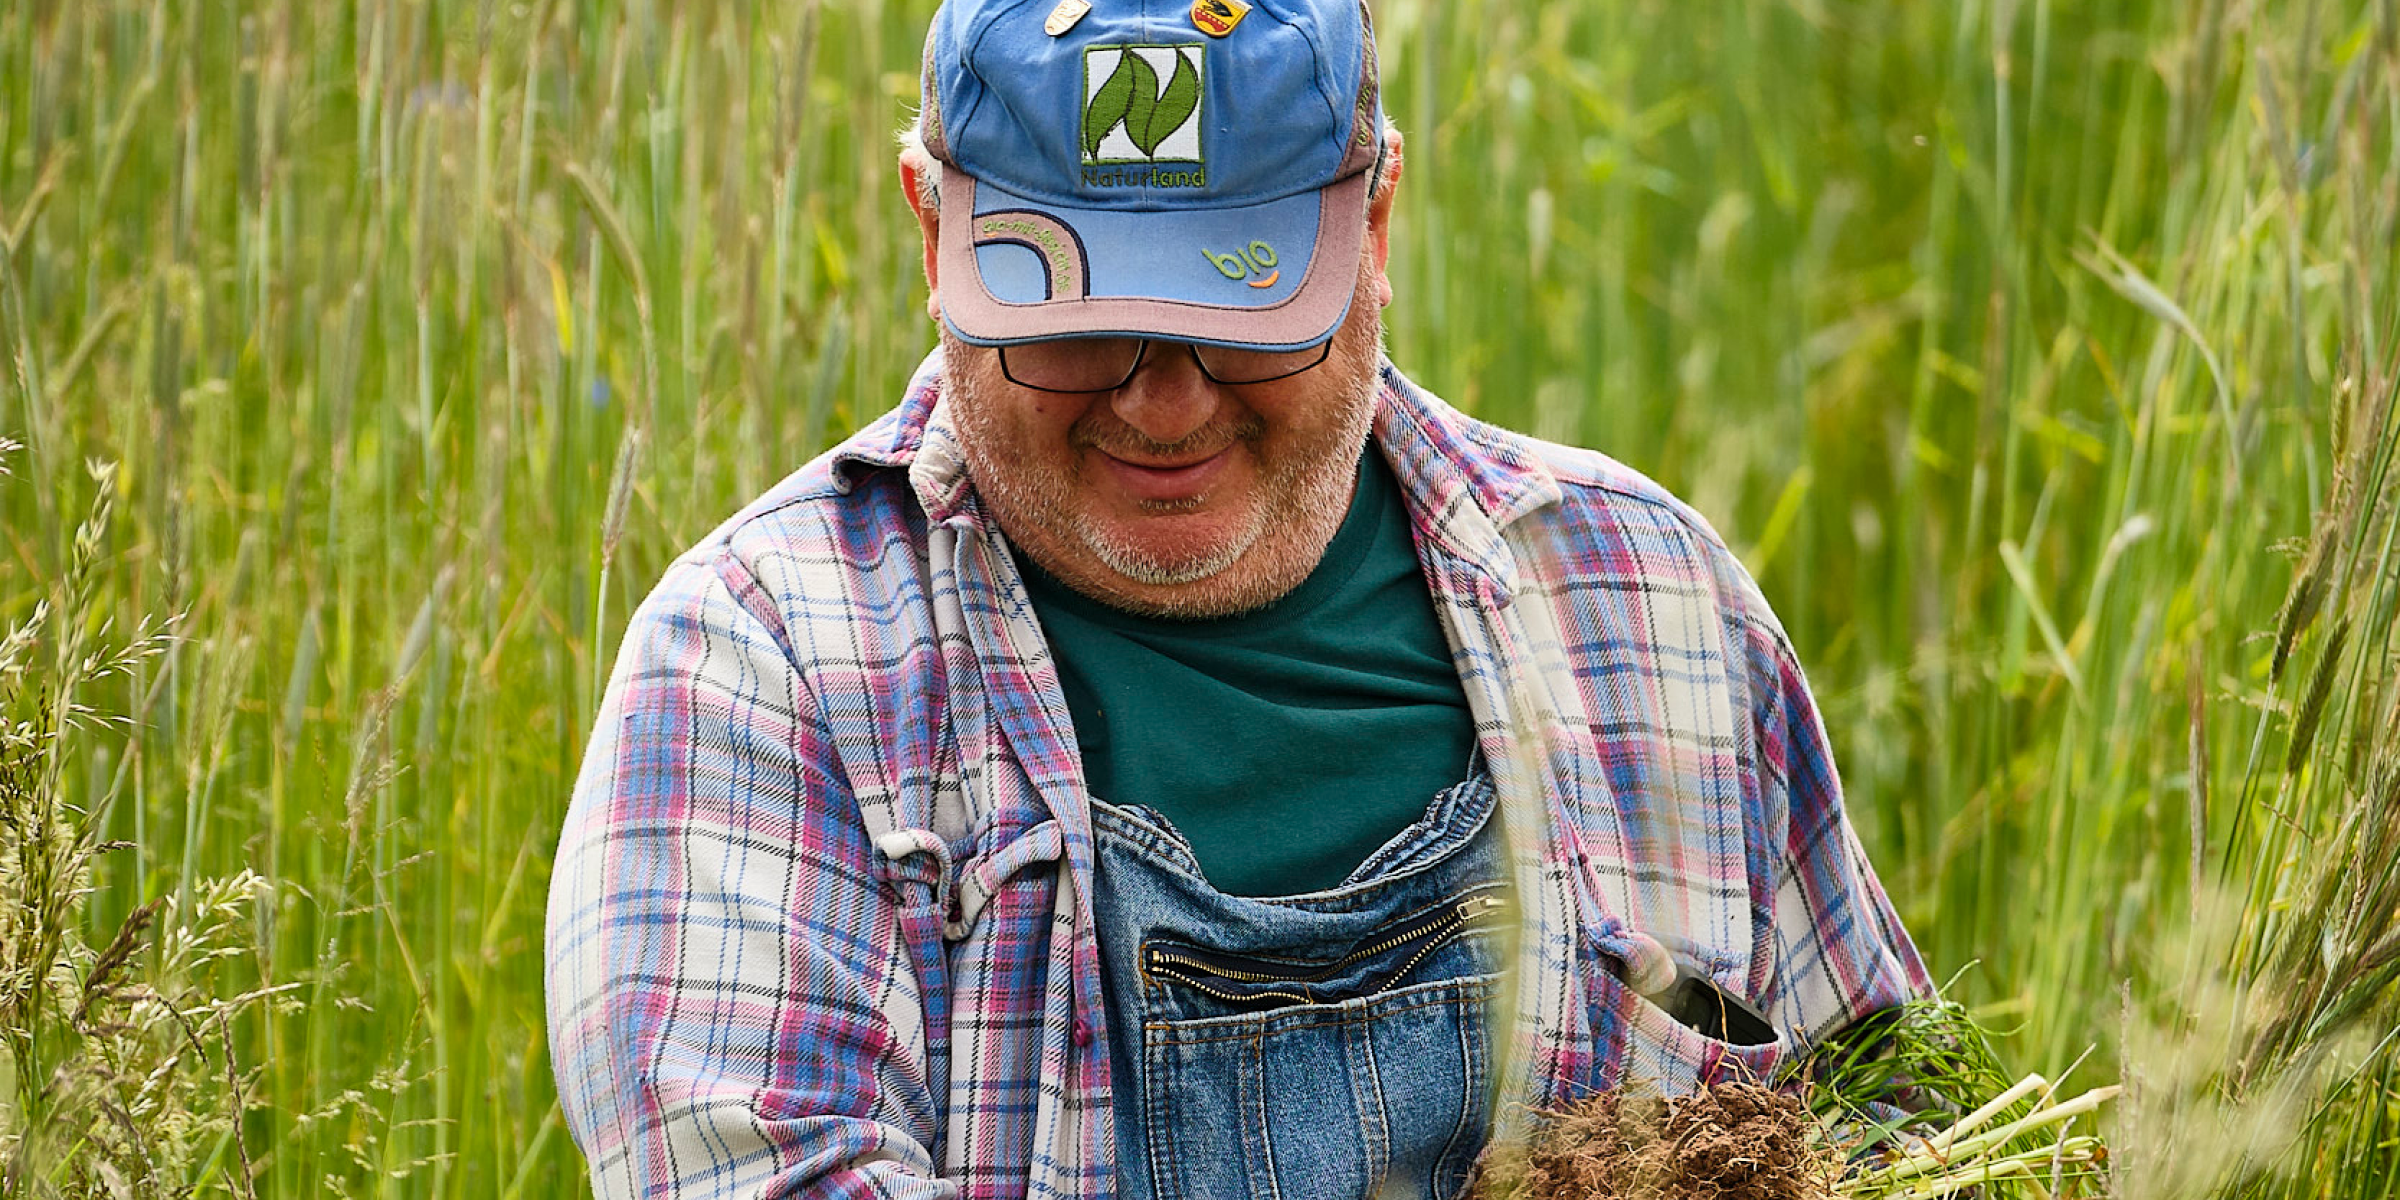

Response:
(1070, 413), (1268, 461)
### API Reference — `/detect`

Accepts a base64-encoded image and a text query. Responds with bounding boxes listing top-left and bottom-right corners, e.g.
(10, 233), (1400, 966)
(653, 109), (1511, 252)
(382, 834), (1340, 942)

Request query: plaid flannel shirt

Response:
(545, 355), (1931, 1199)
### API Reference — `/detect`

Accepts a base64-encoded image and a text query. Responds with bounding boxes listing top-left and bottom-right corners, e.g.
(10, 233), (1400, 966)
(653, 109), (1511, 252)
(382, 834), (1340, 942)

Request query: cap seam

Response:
(1252, 0), (1346, 151)
(1135, 0), (1155, 215)
(948, 0), (1049, 159)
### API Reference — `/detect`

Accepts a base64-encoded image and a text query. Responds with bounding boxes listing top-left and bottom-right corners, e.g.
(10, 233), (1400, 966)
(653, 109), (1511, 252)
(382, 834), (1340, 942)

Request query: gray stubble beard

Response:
(942, 306), (1384, 619)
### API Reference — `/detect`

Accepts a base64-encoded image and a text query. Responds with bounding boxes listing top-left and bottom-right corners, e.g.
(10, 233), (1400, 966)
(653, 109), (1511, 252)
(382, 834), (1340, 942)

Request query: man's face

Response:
(942, 263), (1387, 620)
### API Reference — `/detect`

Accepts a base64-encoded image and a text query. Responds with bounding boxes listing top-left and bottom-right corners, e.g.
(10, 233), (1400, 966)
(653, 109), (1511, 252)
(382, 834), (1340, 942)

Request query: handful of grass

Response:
(1839, 1070), (2118, 1199)
(1473, 997), (2118, 1200)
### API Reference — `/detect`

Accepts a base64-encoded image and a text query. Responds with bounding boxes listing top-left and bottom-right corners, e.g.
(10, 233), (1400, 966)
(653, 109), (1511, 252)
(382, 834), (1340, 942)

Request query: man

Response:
(545, 0), (1930, 1195)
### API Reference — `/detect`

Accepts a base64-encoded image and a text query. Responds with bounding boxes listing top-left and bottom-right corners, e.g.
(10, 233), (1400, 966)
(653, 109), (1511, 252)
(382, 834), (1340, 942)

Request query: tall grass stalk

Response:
(0, 456), (277, 1198)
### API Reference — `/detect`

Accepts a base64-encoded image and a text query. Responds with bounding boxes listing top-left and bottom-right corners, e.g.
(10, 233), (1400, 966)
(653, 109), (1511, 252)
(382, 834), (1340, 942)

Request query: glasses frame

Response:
(997, 337), (1333, 394)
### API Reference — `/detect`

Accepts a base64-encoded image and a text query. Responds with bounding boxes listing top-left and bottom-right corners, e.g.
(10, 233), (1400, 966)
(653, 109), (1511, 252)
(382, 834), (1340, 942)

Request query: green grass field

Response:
(3, 0), (2397, 1195)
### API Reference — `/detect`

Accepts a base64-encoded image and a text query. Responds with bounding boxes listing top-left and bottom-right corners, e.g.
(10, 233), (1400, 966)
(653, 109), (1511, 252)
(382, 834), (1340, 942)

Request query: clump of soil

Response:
(1471, 1081), (1839, 1200)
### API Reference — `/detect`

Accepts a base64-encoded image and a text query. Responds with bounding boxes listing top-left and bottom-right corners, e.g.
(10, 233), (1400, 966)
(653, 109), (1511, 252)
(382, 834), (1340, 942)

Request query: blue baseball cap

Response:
(918, 0), (1385, 351)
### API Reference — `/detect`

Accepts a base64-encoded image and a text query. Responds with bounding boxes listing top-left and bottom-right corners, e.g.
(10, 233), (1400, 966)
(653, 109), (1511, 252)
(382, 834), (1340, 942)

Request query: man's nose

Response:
(1109, 343), (1222, 447)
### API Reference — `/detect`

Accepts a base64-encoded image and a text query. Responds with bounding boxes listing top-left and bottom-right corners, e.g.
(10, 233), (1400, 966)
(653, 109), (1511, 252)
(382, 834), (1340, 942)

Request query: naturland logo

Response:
(1081, 45), (1206, 189)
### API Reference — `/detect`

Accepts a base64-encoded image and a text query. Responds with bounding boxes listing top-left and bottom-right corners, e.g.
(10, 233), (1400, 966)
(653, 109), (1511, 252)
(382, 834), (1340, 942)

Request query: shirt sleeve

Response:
(1737, 610), (1934, 1047)
(545, 552), (953, 1199)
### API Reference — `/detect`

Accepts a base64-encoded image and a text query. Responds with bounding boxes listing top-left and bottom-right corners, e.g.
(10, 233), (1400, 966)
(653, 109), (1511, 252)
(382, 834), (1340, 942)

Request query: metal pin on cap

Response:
(1045, 0), (1091, 36)
(1191, 0), (1250, 36)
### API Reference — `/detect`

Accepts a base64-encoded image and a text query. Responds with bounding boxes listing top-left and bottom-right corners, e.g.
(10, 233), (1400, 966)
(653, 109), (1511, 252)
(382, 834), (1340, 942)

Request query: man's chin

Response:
(1081, 526), (1254, 589)
(1033, 515), (1322, 619)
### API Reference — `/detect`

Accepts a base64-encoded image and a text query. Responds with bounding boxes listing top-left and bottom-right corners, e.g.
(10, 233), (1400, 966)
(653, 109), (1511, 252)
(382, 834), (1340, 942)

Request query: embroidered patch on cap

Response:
(1190, 0), (1249, 37)
(1082, 45), (1204, 169)
(975, 210), (1089, 299)
(1201, 240), (1282, 288)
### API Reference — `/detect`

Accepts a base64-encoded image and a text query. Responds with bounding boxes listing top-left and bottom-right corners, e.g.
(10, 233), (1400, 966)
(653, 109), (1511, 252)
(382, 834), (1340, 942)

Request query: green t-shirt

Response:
(1022, 449), (1478, 896)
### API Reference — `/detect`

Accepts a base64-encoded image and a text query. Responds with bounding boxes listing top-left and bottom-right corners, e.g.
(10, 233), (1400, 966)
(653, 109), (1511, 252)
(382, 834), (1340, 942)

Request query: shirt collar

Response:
(1370, 362), (1563, 605)
(828, 348), (984, 527)
(825, 349), (947, 502)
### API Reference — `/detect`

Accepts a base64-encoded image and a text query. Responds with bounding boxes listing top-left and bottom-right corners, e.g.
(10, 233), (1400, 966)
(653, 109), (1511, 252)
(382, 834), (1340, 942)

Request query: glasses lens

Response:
(1193, 339), (1333, 384)
(1000, 338), (1144, 392)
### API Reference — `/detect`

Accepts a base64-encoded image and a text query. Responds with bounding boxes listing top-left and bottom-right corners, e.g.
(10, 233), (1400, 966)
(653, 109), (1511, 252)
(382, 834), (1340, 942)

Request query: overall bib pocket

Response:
(1138, 887), (1506, 1200)
(1142, 975), (1499, 1200)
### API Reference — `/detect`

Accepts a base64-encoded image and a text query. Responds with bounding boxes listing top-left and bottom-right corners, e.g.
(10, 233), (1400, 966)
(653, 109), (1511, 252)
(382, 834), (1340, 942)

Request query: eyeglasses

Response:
(998, 337), (1332, 394)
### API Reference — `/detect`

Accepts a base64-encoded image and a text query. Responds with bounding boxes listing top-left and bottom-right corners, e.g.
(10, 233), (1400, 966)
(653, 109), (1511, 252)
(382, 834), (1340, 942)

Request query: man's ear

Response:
(1365, 127), (1403, 308)
(899, 156), (944, 321)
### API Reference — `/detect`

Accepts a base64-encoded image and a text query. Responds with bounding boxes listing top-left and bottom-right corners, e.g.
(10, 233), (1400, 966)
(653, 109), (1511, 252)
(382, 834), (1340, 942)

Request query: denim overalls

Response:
(1090, 774), (1507, 1200)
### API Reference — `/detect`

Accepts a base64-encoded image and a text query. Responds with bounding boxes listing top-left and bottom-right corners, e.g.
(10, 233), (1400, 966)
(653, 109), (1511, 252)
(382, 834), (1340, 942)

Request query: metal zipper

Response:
(1143, 889), (1509, 998)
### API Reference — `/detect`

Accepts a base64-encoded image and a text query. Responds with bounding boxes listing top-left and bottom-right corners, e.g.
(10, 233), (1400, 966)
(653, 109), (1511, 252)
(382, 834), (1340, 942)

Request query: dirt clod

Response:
(1470, 1081), (1839, 1200)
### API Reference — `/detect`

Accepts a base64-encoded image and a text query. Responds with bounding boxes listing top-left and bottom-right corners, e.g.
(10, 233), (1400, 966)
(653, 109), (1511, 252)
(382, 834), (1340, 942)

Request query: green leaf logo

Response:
(1084, 54), (1137, 159)
(1083, 46), (1205, 164)
(1134, 54), (1199, 157)
(1122, 53), (1160, 155)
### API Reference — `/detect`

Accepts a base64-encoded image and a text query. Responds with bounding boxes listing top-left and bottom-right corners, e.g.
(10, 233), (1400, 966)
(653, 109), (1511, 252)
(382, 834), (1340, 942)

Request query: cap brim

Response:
(936, 165), (1368, 352)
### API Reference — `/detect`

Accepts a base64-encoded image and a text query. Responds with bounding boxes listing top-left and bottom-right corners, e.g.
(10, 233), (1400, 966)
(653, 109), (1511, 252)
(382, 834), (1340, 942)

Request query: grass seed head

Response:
(2284, 615), (2350, 776)
(2271, 525), (2331, 684)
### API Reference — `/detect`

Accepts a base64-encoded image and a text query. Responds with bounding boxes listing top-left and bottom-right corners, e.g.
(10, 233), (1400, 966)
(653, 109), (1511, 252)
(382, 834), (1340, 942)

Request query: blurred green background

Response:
(3, 0), (2396, 1194)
